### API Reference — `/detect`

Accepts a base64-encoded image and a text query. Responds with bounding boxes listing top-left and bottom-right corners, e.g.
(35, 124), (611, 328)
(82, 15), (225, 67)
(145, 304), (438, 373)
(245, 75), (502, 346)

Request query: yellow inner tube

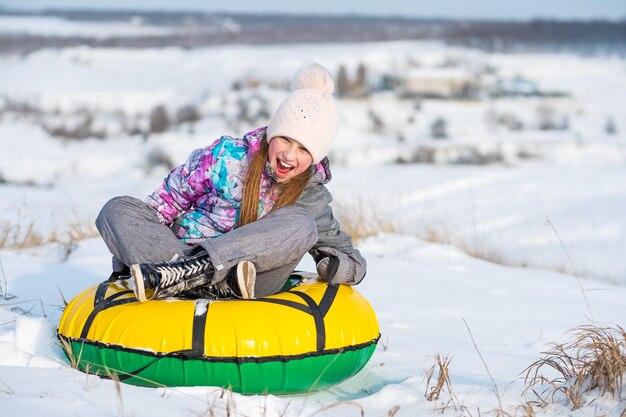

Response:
(58, 277), (380, 393)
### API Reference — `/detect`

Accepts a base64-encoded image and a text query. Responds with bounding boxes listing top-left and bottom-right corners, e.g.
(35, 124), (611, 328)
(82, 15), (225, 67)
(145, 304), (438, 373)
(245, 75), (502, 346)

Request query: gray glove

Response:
(315, 255), (340, 283)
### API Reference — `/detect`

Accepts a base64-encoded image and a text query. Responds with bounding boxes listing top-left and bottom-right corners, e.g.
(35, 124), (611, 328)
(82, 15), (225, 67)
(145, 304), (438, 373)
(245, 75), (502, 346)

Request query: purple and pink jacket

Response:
(145, 127), (366, 285)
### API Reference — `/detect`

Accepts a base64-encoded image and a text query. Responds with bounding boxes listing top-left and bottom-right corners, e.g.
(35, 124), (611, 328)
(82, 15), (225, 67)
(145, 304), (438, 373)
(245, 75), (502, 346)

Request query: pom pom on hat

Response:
(266, 63), (338, 164)
(293, 62), (336, 95)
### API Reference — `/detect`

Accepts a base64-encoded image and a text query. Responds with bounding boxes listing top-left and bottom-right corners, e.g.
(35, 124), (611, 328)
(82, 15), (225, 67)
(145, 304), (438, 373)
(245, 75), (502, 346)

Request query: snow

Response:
(0, 16), (625, 417)
(0, 16), (179, 38)
(0, 236), (624, 416)
(194, 299), (209, 316)
(331, 162), (626, 284)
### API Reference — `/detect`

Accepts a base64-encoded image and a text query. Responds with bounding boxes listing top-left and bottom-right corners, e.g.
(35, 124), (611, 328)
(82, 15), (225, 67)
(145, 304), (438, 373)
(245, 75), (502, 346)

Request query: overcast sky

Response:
(1, 0), (625, 20)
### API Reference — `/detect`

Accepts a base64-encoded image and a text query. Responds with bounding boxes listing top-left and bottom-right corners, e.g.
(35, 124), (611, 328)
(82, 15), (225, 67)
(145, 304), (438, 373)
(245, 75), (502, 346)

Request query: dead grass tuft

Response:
(423, 353), (483, 416)
(514, 402), (536, 417)
(110, 374), (125, 417)
(524, 323), (626, 410)
(66, 221), (100, 242)
(425, 353), (453, 402)
(0, 222), (47, 249)
(0, 221), (99, 250)
(59, 337), (82, 370)
(56, 287), (69, 309)
(386, 404), (400, 417)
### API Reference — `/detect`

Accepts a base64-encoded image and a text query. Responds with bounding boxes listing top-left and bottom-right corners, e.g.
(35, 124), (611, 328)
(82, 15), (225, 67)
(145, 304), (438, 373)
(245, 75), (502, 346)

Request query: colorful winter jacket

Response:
(145, 127), (366, 285)
(146, 127), (279, 242)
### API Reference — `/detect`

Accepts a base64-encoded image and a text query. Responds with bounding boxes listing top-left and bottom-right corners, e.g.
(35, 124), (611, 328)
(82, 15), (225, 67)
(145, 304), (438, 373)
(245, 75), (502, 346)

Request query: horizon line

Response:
(1, 6), (625, 23)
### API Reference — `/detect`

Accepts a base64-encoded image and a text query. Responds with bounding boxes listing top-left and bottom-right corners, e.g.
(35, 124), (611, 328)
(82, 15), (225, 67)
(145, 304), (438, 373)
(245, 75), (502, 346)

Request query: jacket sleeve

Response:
(145, 140), (223, 225)
(295, 183), (367, 285)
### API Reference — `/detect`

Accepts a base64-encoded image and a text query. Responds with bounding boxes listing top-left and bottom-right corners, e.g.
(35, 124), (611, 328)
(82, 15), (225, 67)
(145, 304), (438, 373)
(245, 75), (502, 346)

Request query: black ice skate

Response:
(130, 253), (215, 302)
(179, 260), (256, 300)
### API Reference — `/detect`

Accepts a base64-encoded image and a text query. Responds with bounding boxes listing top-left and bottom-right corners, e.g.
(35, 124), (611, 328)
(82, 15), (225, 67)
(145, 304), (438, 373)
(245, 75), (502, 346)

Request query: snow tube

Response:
(57, 274), (380, 394)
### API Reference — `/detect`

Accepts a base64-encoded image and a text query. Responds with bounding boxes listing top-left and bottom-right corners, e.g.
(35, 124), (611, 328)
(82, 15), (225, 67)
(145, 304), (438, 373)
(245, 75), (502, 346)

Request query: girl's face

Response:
(268, 136), (313, 182)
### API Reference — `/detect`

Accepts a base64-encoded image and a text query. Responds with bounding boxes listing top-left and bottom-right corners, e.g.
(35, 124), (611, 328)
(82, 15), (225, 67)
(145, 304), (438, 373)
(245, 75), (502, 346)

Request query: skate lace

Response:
(157, 257), (212, 287)
(211, 279), (236, 298)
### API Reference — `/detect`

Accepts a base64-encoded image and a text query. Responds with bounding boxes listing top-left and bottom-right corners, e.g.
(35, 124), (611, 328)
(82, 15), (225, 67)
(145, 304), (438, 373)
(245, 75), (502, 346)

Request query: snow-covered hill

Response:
(0, 235), (625, 416)
(0, 17), (625, 416)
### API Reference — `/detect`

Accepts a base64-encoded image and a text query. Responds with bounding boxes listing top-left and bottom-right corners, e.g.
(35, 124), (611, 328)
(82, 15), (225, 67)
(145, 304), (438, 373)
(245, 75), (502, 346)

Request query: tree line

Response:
(0, 9), (624, 55)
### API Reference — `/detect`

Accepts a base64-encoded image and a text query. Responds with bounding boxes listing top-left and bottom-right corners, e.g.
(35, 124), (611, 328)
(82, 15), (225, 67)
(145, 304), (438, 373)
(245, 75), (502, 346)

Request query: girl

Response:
(96, 63), (366, 302)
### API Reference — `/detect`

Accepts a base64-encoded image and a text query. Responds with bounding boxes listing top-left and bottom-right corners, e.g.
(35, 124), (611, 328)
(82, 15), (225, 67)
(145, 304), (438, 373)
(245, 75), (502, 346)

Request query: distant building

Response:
(488, 77), (541, 97)
(401, 68), (479, 99)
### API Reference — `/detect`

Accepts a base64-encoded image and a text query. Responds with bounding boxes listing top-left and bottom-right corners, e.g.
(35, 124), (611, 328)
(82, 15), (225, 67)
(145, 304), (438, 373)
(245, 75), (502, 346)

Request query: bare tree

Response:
(176, 104), (201, 124)
(431, 118), (448, 139)
(605, 117), (617, 135)
(149, 105), (170, 134)
(368, 107), (385, 133)
(336, 65), (350, 98)
(355, 62), (368, 96)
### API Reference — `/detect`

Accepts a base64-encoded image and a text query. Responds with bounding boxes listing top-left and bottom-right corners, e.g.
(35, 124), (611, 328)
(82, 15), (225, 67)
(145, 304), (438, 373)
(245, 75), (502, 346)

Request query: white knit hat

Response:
(266, 63), (338, 164)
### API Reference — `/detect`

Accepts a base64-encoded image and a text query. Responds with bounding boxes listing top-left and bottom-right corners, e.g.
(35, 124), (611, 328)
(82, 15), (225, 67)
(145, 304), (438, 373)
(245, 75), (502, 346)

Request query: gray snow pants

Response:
(95, 196), (318, 297)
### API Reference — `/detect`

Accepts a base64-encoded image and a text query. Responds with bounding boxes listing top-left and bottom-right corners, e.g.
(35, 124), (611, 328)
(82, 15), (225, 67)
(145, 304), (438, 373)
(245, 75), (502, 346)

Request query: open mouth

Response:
(275, 158), (295, 177)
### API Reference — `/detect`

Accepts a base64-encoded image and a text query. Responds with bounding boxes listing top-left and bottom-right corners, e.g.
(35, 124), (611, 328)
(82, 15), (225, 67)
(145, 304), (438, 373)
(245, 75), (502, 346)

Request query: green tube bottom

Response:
(61, 338), (378, 394)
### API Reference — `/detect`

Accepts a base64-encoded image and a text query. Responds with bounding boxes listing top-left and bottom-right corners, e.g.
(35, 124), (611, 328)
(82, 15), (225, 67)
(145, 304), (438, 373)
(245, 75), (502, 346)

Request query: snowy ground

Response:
(0, 15), (181, 38)
(1, 235), (625, 416)
(0, 16), (625, 416)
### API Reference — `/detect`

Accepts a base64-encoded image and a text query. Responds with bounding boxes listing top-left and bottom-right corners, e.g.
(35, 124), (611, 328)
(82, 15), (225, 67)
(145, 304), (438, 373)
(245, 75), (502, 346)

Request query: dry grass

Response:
(0, 255), (15, 300)
(423, 352), (549, 417)
(386, 404), (400, 416)
(341, 209), (606, 285)
(335, 199), (599, 293)
(56, 287), (69, 309)
(67, 222), (100, 241)
(0, 221), (98, 290)
(421, 227), (529, 270)
(423, 331), (552, 417)
(380, 334), (390, 352)
(423, 353), (482, 416)
(59, 341), (259, 417)
(59, 337), (83, 370)
(334, 198), (528, 271)
(0, 378), (15, 395)
(463, 319), (506, 416)
(312, 401), (365, 417)
(513, 403), (536, 417)
(546, 218), (596, 322)
(1, 297), (47, 317)
(0, 221), (99, 250)
(333, 199), (399, 243)
(110, 375), (126, 417)
(425, 353), (453, 402)
(524, 324), (626, 410)
(0, 222), (48, 248)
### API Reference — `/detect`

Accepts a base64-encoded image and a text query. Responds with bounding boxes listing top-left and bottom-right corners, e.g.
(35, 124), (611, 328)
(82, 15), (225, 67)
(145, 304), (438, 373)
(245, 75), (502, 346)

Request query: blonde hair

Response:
(238, 139), (312, 227)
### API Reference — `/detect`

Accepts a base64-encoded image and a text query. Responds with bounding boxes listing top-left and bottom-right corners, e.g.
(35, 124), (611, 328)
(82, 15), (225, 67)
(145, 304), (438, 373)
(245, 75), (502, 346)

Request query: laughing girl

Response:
(96, 63), (366, 302)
